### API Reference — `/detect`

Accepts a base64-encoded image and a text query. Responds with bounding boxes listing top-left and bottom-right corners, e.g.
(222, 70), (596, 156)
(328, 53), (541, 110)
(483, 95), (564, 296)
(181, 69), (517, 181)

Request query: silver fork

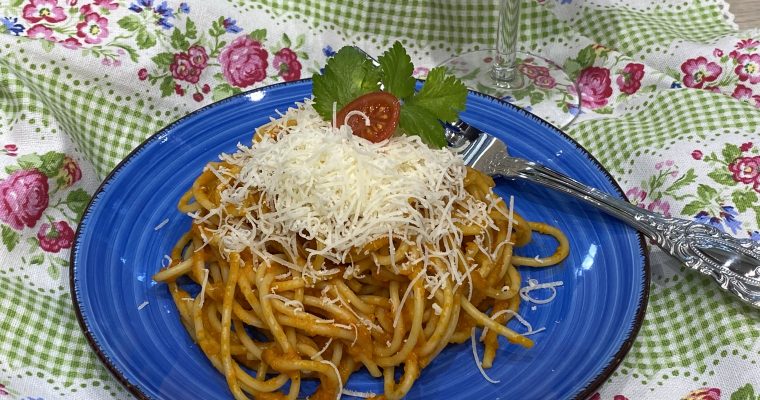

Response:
(446, 120), (760, 309)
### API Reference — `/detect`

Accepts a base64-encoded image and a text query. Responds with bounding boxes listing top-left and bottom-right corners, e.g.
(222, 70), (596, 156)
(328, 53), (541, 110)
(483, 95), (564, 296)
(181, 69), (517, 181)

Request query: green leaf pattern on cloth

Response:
(1, 0), (760, 398)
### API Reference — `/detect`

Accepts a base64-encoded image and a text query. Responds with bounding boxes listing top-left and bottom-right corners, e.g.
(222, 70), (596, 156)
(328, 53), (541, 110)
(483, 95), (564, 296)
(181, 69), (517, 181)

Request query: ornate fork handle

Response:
(463, 134), (760, 308)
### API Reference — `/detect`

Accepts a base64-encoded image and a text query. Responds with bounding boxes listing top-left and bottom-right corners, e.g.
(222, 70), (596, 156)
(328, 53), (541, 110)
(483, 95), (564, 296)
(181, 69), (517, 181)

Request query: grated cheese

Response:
(393, 268), (426, 328)
(480, 309), (545, 341)
(137, 301), (149, 310)
(343, 389), (378, 398)
(154, 218), (169, 230)
(319, 359), (343, 400)
(470, 328), (500, 384)
(264, 293), (304, 312)
(519, 279), (564, 305)
(310, 338), (333, 360)
(193, 100), (491, 291)
(198, 269), (209, 308)
(343, 110), (370, 127)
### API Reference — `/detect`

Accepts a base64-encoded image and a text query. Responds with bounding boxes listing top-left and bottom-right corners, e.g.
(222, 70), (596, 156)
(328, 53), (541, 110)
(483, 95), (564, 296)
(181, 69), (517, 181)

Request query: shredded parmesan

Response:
(194, 100), (490, 291)
(319, 359), (343, 400)
(154, 218), (169, 230)
(470, 328), (500, 384)
(343, 389), (377, 398)
(343, 110), (371, 127)
(432, 303), (442, 315)
(393, 268), (426, 328)
(519, 279), (563, 305)
(264, 293), (305, 312)
(198, 268), (209, 308)
(480, 309), (545, 341)
(505, 195), (515, 244)
(310, 338), (333, 360)
(137, 301), (149, 310)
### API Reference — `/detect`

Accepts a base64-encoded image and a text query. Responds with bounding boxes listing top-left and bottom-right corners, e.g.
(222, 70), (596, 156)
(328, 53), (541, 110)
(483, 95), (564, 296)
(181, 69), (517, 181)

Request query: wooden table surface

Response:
(728, 0), (760, 29)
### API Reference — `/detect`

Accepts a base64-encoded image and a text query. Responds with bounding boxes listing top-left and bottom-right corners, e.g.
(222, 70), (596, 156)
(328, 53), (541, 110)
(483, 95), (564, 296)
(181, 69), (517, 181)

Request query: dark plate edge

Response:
(68, 78), (651, 400)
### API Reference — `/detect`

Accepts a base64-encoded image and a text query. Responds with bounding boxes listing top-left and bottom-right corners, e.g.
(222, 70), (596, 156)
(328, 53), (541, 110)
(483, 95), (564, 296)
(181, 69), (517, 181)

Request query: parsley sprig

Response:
(313, 42), (467, 148)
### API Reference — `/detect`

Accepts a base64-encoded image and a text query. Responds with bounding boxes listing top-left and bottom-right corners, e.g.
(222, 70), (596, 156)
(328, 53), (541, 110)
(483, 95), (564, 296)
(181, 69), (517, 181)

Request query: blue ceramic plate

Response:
(71, 80), (649, 400)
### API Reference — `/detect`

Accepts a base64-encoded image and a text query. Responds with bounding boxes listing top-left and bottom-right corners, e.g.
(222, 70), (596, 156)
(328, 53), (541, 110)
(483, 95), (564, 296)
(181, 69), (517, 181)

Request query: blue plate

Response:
(71, 80), (649, 400)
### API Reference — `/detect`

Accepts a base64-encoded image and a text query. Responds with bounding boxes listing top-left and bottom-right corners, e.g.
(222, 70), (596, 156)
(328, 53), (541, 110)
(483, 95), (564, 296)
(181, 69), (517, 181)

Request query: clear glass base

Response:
(439, 50), (580, 129)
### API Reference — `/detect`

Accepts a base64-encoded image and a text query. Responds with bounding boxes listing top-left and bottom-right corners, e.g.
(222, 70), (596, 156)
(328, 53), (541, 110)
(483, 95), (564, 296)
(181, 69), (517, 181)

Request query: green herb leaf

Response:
(378, 41), (415, 99)
(1, 225), (20, 252)
(313, 43), (466, 147)
(405, 66), (466, 123)
(312, 46), (381, 119)
(399, 103), (448, 149)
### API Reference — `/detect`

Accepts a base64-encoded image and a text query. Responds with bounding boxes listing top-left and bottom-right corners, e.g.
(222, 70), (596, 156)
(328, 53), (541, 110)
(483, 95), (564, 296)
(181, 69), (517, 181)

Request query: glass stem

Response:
(491, 0), (522, 85)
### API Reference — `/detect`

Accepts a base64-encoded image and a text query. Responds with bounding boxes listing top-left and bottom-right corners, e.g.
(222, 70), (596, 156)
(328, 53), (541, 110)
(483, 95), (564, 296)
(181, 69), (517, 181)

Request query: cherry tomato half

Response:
(336, 91), (400, 143)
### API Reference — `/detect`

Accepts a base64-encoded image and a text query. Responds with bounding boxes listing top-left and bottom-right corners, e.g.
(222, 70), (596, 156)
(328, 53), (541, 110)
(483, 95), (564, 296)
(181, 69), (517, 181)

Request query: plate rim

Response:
(69, 78), (650, 400)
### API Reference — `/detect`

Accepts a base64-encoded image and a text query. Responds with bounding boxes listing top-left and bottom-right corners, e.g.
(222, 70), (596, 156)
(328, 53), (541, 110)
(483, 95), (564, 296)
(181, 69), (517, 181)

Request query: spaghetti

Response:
(153, 101), (569, 400)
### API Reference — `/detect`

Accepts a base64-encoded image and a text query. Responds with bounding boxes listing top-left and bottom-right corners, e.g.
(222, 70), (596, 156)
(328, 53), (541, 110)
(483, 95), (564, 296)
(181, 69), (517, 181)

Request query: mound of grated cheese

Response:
(195, 100), (494, 282)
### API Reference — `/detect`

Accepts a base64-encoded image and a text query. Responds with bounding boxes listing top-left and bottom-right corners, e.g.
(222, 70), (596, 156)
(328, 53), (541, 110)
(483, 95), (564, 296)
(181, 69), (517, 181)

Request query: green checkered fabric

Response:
(618, 265), (760, 382)
(1, 51), (178, 176)
(0, 276), (112, 383)
(569, 89), (760, 176)
(245, 0), (500, 51)
(576, 4), (736, 54)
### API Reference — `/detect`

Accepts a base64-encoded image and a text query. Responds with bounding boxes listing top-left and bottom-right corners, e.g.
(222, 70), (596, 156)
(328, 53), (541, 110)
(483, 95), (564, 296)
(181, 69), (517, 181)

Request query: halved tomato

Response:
(336, 91), (401, 143)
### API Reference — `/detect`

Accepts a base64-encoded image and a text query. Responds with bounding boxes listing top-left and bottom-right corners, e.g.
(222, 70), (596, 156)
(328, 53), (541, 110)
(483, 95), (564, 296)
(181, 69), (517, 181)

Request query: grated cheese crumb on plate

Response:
(137, 301), (149, 310)
(153, 218), (169, 231)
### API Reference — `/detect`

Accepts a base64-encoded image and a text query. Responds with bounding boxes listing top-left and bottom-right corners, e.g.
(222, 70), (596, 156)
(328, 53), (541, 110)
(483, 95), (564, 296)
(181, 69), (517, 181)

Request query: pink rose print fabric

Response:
(219, 35), (269, 88)
(273, 47), (302, 82)
(0, 169), (49, 230)
(616, 63), (645, 94)
(37, 220), (75, 253)
(572, 66), (613, 109)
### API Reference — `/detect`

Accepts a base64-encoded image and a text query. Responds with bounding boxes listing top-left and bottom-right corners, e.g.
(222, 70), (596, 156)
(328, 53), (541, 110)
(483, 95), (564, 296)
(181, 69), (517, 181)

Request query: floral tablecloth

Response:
(1, 0), (760, 399)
